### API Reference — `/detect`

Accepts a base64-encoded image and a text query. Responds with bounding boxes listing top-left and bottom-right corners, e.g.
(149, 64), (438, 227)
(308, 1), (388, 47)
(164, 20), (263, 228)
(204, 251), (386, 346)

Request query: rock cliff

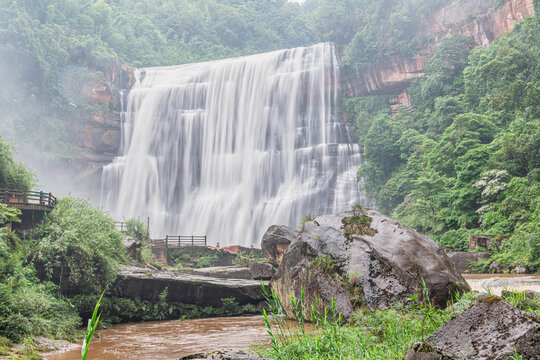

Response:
(343, 0), (535, 99)
(51, 60), (135, 199)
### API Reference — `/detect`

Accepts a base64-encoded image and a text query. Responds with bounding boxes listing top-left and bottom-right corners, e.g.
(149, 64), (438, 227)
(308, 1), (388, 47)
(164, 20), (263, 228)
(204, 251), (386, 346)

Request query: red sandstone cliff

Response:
(343, 0), (535, 103)
(74, 61), (135, 159)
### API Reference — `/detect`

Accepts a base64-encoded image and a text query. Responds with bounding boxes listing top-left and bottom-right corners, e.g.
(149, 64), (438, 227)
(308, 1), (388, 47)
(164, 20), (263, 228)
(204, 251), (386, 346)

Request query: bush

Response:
(32, 198), (126, 294)
(0, 235), (80, 341)
(0, 136), (36, 191)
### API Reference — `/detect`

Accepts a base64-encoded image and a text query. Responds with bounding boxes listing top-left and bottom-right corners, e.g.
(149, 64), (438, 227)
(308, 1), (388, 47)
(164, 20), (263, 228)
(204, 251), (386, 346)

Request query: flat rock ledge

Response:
(115, 266), (267, 307)
(404, 297), (540, 359)
(178, 350), (272, 360)
(191, 266), (253, 280)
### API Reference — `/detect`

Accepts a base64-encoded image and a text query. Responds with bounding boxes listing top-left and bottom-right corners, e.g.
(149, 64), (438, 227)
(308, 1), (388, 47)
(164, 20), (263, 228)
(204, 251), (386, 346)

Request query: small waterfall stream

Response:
(101, 43), (364, 246)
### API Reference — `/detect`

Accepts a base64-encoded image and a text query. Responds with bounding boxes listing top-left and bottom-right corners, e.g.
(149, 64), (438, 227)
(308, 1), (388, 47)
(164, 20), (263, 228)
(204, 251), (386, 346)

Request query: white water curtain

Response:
(102, 43), (363, 246)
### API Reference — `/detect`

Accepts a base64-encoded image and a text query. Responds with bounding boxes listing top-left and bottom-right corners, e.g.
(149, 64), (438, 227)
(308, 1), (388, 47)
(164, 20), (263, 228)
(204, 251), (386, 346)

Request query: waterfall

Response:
(101, 43), (364, 246)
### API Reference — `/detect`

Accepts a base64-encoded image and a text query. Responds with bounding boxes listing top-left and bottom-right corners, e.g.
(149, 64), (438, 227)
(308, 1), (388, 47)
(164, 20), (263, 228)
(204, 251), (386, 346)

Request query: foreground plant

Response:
(258, 283), (450, 360)
(81, 293), (103, 360)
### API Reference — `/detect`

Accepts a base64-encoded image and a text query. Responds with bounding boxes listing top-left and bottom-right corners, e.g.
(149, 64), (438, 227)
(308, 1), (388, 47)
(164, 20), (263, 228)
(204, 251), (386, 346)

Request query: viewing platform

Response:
(1, 188), (57, 232)
(1, 188), (57, 211)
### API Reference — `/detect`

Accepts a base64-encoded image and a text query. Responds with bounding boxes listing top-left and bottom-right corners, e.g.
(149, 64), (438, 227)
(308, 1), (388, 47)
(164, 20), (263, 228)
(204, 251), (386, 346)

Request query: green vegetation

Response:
(351, 14), (540, 272)
(0, 0), (459, 160)
(32, 197), (126, 294)
(0, 136), (35, 191)
(0, 219), (81, 343)
(310, 255), (337, 276)
(233, 250), (268, 267)
(0, 0), (315, 158)
(168, 246), (234, 269)
(81, 293), (103, 360)
(260, 285), (448, 360)
(0, 141), (81, 343)
(259, 285), (539, 359)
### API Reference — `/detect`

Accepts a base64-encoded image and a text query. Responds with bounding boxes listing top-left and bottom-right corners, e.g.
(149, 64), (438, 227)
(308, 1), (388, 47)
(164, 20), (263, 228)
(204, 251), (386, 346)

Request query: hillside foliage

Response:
(350, 15), (539, 271)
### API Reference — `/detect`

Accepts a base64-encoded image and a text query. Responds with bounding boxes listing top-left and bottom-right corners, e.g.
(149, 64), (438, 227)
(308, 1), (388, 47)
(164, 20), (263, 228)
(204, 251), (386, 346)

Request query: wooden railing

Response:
(116, 222), (127, 232)
(115, 217), (150, 234)
(152, 235), (207, 247)
(0, 188), (57, 209)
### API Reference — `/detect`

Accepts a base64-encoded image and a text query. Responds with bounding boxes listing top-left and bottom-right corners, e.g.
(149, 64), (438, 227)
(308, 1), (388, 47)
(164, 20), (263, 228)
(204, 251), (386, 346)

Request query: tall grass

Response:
(258, 283), (450, 360)
(81, 293), (103, 360)
(258, 282), (540, 360)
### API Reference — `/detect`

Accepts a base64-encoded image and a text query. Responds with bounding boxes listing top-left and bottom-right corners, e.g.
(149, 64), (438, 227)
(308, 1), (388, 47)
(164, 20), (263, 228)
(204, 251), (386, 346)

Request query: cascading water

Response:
(102, 43), (365, 246)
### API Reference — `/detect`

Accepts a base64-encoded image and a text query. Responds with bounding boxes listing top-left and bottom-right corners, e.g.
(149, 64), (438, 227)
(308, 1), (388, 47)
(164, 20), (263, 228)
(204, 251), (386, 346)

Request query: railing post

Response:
(165, 235), (169, 264)
(147, 217), (150, 237)
(39, 191), (44, 205)
(204, 236), (207, 247)
(191, 235), (194, 246)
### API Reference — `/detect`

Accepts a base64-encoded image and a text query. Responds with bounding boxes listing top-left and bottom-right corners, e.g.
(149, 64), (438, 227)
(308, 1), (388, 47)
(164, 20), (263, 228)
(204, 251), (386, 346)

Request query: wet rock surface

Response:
(249, 261), (275, 280)
(191, 266), (253, 280)
(261, 225), (297, 266)
(123, 236), (142, 260)
(178, 350), (272, 360)
(271, 210), (469, 320)
(404, 297), (540, 360)
(446, 251), (490, 273)
(115, 266), (267, 307)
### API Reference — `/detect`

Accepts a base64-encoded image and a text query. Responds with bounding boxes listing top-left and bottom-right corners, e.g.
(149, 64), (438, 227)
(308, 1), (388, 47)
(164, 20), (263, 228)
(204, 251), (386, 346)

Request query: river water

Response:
(46, 274), (540, 360)
(463, 273), (540, 295)
(46, 316), (270, 360)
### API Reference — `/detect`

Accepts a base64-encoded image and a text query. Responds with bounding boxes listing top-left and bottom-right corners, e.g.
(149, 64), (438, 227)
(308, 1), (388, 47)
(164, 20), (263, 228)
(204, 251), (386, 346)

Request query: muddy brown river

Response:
(46, 274), (540, 360)
(463, 273), (540, 295)
(45, 316), (270, 360)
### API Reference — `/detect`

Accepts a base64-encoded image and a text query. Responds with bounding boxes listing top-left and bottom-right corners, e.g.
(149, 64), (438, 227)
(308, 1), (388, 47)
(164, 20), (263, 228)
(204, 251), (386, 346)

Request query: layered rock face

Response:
(270, 210), (469, 321)
(77, 60), (135, 156)
(115, 266), (265, 307)
(68, 61), (135, 195)
(343, 0), (535, 98)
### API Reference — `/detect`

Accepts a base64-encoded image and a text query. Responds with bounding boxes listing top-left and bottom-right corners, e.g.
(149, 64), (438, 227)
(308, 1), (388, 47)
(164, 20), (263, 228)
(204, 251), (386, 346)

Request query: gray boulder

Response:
(404, 297), (540, 359)
(249, 261), (275, 280)
(123, 236), (142, 260)
(261, 225), (297, 266)
(446, 252), (490, 273)
(488, 261), (507, 273)
(271, 210), (469, 320)
(179, 350), (272, 360)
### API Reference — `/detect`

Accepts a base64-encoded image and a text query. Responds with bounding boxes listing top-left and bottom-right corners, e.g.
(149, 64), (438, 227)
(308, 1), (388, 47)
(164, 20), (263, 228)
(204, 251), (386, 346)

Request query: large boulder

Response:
(404, 297), (540, 359)
(249, 261), (276, 280)
(446, 252), (490, 273)
(271, 210), (469, 320)
(261, 225), (297, 266)
(178, 350), (272, 360)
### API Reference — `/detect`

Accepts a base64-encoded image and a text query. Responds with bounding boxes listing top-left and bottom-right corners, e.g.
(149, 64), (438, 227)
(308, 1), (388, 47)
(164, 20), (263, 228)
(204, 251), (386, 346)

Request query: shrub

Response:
(0, 137), (36, 191)
(0, 235), (80, 341)
(32, 198), (126, 294)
